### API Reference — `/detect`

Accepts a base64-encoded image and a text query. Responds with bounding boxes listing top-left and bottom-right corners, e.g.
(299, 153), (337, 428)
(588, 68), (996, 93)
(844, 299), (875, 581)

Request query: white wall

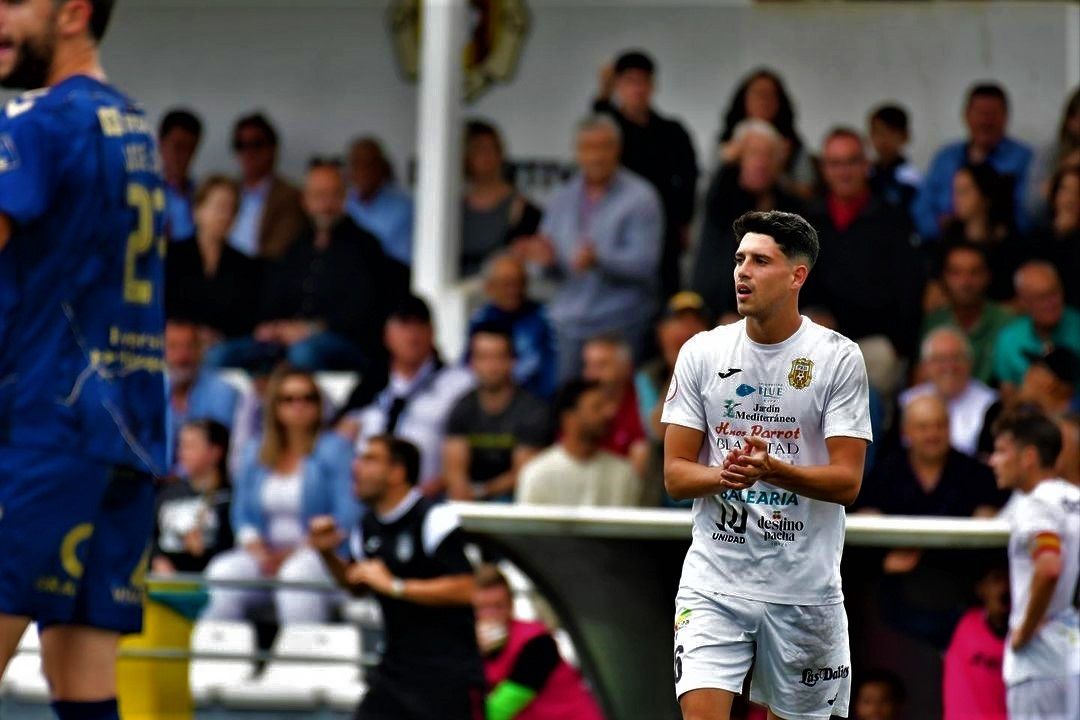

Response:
(94, 0), (1075, 184)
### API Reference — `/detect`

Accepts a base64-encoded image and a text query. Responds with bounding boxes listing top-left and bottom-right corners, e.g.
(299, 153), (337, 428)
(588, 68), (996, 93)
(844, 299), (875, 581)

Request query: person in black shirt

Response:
(152, 419), (234, 575)
(310, 436), (483, 720)
(206, 159), (391, 372)
(867, 104), (921, 214)
(166, 176), (263, 342)
(444, 323), (550, 502)
(593, 49), (698, 301)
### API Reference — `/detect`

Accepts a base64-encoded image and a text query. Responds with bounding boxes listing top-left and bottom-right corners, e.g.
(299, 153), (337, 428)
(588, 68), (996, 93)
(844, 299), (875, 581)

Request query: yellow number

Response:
(123, 183), (164, 305)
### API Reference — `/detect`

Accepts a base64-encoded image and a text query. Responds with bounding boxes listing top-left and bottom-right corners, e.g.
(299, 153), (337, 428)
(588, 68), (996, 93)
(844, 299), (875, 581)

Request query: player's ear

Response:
(56, 0), (94, 41)
(790, 262), (809, 290)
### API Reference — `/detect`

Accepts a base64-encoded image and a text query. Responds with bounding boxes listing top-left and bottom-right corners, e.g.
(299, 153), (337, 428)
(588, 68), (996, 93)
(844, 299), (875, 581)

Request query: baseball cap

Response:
(661, 291), (712, 324)
(614, 50), (655, 76)
(389, 294), (432, 324)
(1024, 347), (1079, 386)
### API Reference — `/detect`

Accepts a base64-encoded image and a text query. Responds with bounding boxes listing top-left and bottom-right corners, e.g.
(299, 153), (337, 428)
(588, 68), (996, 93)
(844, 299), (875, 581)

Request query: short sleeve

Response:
(822, 343), (874, 442)
(660, 334), (707, 432)
(1011, 493), (1061, 551)
(423, 504), (472, 574)
(0, 107), (57, 225)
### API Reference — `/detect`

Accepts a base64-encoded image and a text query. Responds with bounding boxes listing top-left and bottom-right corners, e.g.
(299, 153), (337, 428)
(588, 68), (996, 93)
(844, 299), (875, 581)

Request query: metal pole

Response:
(413, 0), (468, 359)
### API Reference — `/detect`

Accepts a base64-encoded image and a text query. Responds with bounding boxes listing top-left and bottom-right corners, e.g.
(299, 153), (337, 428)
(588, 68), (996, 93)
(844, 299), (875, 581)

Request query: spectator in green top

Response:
(922, 242), (1013, 383)
(993, 260), (1080, 389)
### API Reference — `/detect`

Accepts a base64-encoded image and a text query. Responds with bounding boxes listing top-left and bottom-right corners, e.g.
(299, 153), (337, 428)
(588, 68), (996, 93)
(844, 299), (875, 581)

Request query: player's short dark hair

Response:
(854, 668), (906, 705)
(869, 104), (909, 134)
(159, 109), (202, 140)
(614, 50), (655, 76)
(993, 408), (1063, 468)
(370, 435), (422, 486)
(469, 321), (516, 358)
(554, 379), (601, 419)
(732, 210), (819, 268)
(232, 112), (279, 150)
(966, 82), (1009, 112)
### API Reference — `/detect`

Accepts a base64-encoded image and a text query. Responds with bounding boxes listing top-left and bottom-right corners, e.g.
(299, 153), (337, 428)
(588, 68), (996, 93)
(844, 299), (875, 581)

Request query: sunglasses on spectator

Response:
(277, 392), (319, 405)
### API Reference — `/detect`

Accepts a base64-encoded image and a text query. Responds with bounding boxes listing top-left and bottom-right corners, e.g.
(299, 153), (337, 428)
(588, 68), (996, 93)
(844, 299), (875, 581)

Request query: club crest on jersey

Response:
(396, 534), (414, 563)
(787, 357), (813, 390)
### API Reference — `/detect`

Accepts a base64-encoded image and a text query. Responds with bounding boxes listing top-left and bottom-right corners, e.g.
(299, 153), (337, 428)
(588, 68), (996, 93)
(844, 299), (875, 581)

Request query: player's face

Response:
(733, 232), (801, 319)
(353, 444), (392, 503)
(853, 681), (898, 720)
(989, 432), (1022, 490)
(942, 249), (990, 307)
(0, 0), (58, 90)
(470, 333), (514, 390)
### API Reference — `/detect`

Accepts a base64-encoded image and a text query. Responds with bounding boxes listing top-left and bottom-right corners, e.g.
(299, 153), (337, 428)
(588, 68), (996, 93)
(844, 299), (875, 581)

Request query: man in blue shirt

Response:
(346, 136), (414, 269)
(0, 2), (166, 718)
(158, 108), (202, 241)
(913, 83), (1033, 241)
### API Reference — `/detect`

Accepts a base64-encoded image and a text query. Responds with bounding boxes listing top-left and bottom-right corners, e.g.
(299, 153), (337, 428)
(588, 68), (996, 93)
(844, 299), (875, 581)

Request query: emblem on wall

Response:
(389, 0), (531, 102)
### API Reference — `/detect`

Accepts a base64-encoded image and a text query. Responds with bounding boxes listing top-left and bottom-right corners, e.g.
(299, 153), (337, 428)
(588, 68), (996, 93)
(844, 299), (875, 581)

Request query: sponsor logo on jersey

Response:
(735, 383), (756, 397)
(718, 400), (798, 423)
(714, 436), (800, 457)
(758, 510), (805, 543)
(723, 400), (741, 418)
(788, 357), (813, 390)
(718, 488), (800, 506)
(799, 665), (849, 687)
(711, 504), (747, 543)
(717, 368), (742, 379)
(674, 608), (692, 634)
(364, 536), (383, 555)
(759, 383), (784, 399)
(714, 422), (801, 440)
(396, 533), (414, 563)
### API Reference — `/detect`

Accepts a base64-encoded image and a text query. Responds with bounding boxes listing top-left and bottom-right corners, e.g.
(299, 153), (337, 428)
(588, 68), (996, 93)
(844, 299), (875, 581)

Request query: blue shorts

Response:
(0, 446), (155, 634)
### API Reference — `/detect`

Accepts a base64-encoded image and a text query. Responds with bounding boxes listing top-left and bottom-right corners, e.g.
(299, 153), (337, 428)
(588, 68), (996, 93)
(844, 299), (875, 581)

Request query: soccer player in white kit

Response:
(662, 211), (872, 720)
(988, 410), (1080, 720)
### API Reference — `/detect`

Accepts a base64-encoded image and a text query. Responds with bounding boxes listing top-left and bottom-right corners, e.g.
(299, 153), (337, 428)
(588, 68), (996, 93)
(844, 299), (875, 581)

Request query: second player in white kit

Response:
(663, 211), (872, 720)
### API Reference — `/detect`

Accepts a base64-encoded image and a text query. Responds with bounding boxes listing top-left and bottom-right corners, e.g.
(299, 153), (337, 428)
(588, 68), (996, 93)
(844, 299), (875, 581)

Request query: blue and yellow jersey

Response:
(0, 75), (166, 475)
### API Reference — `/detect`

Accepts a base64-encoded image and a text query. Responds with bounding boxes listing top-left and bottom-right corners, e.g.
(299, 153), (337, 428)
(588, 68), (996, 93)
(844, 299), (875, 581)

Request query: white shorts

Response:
(674, 586), (851, 720)
(1007, 675), (1080, 720)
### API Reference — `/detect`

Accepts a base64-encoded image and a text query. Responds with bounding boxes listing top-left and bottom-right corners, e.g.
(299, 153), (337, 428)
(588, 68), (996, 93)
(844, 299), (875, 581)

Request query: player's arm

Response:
(664, 424), (754, 500)
(722, 435), (866, 506)
(1010, 532), (1064, 651)
(309, 516), (368, 596)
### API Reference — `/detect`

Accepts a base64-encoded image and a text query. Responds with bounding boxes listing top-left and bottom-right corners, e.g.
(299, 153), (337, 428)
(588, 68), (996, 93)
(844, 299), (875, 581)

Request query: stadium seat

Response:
(219, 623), (361, 710)
(2, 626), (49, 703)
(188, 620), (257, 706)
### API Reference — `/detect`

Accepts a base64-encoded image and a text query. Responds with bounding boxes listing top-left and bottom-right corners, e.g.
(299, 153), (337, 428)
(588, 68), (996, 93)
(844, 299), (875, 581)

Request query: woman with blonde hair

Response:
(203, 366), (358, 623)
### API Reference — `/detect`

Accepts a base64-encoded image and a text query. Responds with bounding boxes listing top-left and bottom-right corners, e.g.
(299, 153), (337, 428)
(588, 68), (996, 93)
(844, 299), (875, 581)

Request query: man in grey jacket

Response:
(515, 115), (663, 381)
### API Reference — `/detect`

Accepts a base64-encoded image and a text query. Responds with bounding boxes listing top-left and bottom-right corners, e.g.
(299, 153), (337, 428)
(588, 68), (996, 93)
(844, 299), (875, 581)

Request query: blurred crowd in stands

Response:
(150, 50), (1078, 718)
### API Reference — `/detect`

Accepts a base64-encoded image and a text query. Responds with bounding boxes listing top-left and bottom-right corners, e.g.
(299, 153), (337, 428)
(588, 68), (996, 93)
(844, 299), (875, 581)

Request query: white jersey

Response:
(1003, 478), (1080, 687)
(661, 317), (872, 605)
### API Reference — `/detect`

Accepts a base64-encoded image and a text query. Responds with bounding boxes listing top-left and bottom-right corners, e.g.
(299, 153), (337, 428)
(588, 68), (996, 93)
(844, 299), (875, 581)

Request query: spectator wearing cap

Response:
(635, 291), (711, 506)
(992, 261), (1080, 389)
(344, 295), (475, 489)
(867, 103), (921, 214)
(900, 327), (998, 457)
(517, 379), (640, 507)
(803, 127), (924, 392)
(692, 119), (803, 318)
(346, 136), (414, 278)
(443, 324), (550, 503)
(913, 83), (1034, 241)
(593, 49), (698, 300)
(158, 108), (202, 241)
(921, 242), (1014, 384)
(468, 253), (557, 399)
(205, 159), (390, 372)
(229, 112), (307, 259)
(857, 394), (1005, 519)
(581, 333), (648, 478)
(514, 115), (663, 381)
(474, 565), (606, 720)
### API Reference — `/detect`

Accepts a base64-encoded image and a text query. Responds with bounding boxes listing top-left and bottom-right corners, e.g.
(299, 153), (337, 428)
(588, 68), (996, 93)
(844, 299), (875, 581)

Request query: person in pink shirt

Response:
(943, 566), (1009, 720)
(474, 565), (606, 720)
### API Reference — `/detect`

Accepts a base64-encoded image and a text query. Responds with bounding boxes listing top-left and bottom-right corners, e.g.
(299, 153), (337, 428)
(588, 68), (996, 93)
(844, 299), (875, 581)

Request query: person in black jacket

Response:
(593, 50), (698, 301)
(690, 119), (803, 319)
(206, 159), (391, 372)
(802, 127), (924, 390)
(311, 435), (483, 720)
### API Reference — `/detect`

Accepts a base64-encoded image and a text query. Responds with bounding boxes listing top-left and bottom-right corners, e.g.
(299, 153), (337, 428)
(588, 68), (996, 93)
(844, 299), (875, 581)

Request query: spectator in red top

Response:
(581, 333), (647, 478)
(474, 565), (605, 720)
(943, 566), (1009, 720)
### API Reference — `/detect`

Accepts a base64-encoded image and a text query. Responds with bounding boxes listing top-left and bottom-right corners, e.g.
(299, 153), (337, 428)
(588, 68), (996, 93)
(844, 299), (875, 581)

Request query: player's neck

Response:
(375, 484), (413, 516)
(1020, 470), (1057, 494)
(744, 306), (802, 345)
(47, 44), (106, 87)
